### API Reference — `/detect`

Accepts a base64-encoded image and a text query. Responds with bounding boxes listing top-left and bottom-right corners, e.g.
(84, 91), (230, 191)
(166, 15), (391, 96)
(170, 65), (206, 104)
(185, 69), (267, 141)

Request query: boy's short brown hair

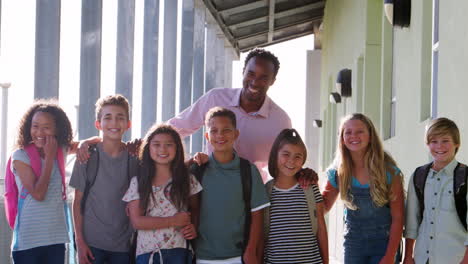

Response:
(95, 94), (130, 121)
(426, 117), (461, 153)
(204, 107), (237, 128)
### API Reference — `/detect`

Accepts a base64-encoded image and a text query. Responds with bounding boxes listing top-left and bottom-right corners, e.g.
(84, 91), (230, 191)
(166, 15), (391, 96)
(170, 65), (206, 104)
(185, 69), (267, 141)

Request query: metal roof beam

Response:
(219, 0), (289, 16)
(268, 0), (275, 43)
(228, 1), (325, 30)
(219, 1), (266, 16)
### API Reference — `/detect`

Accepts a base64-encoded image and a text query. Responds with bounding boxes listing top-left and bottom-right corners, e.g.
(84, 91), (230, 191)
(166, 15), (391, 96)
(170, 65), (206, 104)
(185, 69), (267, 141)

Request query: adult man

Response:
(168, 48), (291, 182)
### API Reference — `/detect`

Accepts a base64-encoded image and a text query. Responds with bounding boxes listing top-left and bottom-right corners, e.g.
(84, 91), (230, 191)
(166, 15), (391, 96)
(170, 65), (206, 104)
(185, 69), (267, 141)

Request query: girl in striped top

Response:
(264, 129), (328, 264)
(9, 100), (79, 264)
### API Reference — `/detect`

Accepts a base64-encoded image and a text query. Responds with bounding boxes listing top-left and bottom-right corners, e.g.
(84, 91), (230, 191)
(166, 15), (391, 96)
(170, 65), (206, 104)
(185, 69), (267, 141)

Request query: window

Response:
(431, 0), (439, 118)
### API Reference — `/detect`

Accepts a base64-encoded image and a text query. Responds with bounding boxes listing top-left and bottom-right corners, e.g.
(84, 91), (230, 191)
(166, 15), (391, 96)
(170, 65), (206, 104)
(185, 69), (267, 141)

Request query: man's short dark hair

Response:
(243, 48), (280, 77)
(205, 107), (237, 128)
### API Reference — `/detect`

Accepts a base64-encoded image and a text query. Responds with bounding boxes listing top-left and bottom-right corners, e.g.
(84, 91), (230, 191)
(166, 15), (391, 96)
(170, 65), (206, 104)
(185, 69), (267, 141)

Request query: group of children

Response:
(5, 94), (468, 264)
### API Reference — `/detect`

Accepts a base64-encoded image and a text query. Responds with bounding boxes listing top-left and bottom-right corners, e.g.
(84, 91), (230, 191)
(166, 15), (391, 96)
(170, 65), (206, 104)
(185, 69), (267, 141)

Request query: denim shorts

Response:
(136, 248), (193, 264)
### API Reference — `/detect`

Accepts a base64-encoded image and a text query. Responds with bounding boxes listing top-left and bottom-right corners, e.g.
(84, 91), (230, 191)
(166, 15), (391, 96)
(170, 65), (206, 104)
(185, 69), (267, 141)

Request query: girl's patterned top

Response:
(122, 175), (202, 256)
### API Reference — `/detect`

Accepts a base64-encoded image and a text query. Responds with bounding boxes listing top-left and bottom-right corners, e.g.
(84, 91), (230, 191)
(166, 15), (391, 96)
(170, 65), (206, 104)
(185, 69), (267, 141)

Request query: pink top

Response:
(168, 88), (292, 181)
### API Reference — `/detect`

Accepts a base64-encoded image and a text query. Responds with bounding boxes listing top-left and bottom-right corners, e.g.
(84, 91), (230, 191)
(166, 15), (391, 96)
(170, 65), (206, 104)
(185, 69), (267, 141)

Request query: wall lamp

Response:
(312, 119), (322, 128)
(329, 92), (341, 104)
(384, 0), (411, 27)
(336, 68), (352, 97)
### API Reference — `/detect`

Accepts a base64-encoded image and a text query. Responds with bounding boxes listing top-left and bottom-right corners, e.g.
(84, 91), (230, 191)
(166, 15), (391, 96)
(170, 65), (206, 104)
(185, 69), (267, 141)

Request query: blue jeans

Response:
(90, 246), (130, 264)
(12, 243), (65, 264)
(136, 248), (192, 264)
(344, 238), (388, 264)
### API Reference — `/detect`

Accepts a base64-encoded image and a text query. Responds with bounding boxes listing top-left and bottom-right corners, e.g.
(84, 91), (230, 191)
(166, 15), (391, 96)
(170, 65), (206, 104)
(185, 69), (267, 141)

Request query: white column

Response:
(190, 0), (206, 154)
(78, 0), (102, 139)
(0, 83), (10, 179)
(204, 14), (216, 92)
(141, 0), (160, 136)
(161, 0), (178, 121)
(304, 50), (321, 172)
(179, 0), (195, 151)
(34, 0), (61, 99)
(115, 0), (135, 141)
(214, 33), (225, 88)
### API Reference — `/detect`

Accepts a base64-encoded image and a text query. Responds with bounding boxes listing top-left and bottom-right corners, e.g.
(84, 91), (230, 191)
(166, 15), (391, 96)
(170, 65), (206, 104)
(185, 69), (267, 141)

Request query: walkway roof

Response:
(204, 0), (325, 53)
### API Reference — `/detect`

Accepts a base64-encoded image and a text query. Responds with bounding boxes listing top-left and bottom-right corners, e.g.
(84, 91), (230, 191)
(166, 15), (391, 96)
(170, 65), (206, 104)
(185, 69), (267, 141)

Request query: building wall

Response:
(319, 0), (468, 262)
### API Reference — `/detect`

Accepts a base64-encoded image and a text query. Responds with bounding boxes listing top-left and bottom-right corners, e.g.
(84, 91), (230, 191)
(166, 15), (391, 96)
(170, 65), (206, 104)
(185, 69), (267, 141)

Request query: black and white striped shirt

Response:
(265, 183), (324, 264)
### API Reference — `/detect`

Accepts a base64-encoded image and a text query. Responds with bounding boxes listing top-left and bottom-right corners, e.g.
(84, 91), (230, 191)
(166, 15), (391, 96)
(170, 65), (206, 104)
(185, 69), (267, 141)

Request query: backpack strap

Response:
(304, 185), (318, 235)
(263, 180), (274, 243)
(189, 162), (209, 184)
(454, 163), (468, 231)
(80, 146), (100, 214)
(412, 162), (432, 224)
(239, 157), (252, 252)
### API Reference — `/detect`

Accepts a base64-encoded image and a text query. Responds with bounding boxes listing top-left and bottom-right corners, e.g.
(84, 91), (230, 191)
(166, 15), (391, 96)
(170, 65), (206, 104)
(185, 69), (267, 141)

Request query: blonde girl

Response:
(322, 113), (404, 264)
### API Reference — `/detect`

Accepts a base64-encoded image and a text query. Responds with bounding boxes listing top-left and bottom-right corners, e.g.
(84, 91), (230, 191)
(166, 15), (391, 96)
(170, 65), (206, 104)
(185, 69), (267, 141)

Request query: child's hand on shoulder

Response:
(171, 212), (191, 228)
(193, 152), (209, 165)
(297, 167), (319, 189)
(126, 138), (142, 156)
(181, 223), (197, 240)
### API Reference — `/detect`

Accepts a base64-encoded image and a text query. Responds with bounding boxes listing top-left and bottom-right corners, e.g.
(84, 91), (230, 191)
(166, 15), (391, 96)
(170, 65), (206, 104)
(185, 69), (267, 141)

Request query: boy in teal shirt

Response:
(193, 107), (269, 264)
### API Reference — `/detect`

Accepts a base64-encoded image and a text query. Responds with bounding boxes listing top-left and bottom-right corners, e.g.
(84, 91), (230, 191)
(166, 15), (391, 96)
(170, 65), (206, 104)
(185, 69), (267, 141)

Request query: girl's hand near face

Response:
(44, 135), (58, 160)
(181, 223), (197, 240)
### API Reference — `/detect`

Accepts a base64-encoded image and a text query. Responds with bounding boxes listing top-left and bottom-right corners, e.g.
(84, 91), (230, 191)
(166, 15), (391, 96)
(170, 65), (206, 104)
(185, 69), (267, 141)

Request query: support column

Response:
(141, 0), (159, 136)
(224, 47), (234, 88)
(304, 50), (321, 172)
(204, 16), (216, 92)
(161, 0), (178, 121)
(34, 0), (61, 99)
(214, 33), (225, 88)
(190, 0), (205, 154)
(115, 0), (135, 140)
(79, 0), (102, 139)
(179, 0), (195, 151)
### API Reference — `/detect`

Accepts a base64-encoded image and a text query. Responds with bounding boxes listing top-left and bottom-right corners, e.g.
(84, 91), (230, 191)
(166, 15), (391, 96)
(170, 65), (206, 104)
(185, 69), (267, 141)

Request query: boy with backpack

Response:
(70, 95), (137, 264)
(404, 117), (468, 264)
(190, 107), (269, 264)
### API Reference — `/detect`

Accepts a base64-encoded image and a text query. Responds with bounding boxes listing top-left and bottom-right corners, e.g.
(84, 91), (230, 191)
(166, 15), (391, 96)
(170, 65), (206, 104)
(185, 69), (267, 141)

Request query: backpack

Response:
(413, 162), (468, 230)
(80, 145), (138, 214)
(189, 157), (252, 252)
(4, 144), (66, 229)
(263, 180), (318, 242)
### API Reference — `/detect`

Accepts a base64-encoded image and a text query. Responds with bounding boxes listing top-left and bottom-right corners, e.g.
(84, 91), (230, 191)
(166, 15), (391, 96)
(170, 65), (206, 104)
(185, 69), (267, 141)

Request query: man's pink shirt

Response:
(167, 88), (292, 182)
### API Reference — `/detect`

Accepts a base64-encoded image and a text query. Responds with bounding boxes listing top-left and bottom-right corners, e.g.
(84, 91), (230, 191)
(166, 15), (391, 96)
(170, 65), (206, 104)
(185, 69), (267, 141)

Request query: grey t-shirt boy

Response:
(70, 143), (135, 252)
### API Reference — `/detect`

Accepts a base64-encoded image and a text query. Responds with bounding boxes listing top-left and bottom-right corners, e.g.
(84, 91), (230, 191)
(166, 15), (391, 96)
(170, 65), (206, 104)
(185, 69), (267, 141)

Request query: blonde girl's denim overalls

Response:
(343, 185), (392, 264)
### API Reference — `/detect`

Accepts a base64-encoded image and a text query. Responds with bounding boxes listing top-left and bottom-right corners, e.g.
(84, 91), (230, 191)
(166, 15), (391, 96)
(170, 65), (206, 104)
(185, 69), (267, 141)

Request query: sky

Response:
(0, 1), (314, 168)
